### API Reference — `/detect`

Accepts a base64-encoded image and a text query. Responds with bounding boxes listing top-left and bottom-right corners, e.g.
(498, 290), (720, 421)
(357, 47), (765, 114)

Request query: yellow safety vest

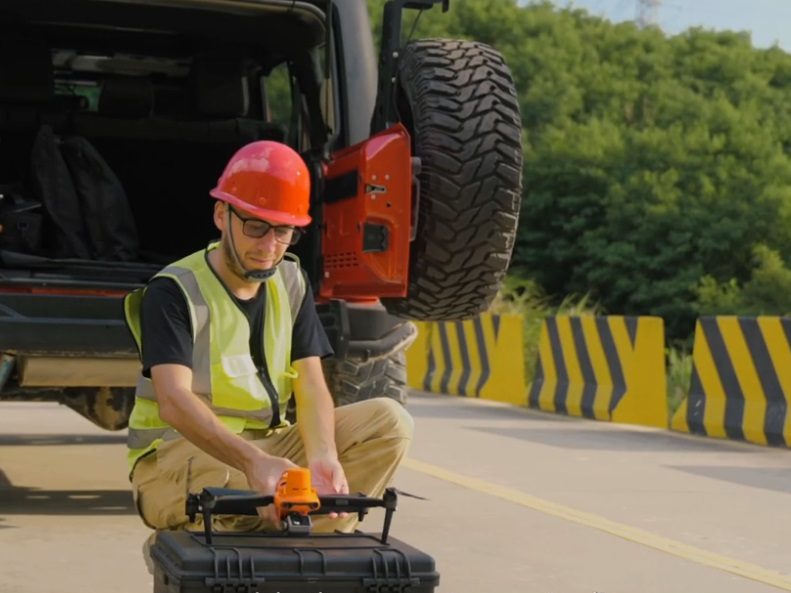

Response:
(123, 243), (306, 470)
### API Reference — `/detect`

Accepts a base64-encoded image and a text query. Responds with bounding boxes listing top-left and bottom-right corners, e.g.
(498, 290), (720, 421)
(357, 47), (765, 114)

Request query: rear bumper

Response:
(0, 292), (136, 355)
(0, 290), (139, 392)
(0, 292), (416, 394)
(317, 300), (416, 360)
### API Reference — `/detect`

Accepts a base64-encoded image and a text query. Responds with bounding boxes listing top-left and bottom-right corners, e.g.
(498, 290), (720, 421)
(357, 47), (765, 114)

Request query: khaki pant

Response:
(131, 398), (413, 534)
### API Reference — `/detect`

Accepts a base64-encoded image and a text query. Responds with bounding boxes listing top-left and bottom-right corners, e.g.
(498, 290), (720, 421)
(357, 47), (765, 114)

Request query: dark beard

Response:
(220, 234), (281, 284)
(220, 234), (251, 281)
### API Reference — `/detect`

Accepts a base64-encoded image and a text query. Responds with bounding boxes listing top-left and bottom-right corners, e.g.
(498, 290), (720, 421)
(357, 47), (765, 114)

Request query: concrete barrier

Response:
(405, 314), (526, 406)
(528, 316), (667, 428)
(671, 316), (791, 447)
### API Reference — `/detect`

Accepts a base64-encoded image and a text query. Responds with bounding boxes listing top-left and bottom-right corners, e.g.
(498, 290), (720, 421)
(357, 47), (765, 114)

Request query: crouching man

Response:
(123, 141), (413, 538)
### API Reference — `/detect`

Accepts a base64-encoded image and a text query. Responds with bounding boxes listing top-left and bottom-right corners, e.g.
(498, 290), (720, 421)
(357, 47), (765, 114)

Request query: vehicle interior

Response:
(0, 0), (333, 288)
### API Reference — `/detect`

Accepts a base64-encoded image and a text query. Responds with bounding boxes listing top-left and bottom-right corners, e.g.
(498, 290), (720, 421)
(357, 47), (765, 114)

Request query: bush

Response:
(489, 275), (600, 386)
(696, 244), (791, 316)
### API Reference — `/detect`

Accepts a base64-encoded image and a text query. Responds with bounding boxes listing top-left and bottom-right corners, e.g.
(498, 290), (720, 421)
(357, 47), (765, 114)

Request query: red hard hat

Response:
(210, 141), (311, 226)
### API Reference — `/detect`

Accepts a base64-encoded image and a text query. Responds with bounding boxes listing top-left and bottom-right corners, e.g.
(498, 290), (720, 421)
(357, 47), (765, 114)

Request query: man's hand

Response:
(309, 455), (349, 519)
(243, 453), (298, 525)
(309, 455), (348, 494)
(292, 357), (347, 518)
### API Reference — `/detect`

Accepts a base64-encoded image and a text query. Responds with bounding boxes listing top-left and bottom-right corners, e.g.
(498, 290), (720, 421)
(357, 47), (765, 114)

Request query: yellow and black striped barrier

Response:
(528, 316), (667, 428)
(406, 314), (526, 406)
(671, 317), (791, 447)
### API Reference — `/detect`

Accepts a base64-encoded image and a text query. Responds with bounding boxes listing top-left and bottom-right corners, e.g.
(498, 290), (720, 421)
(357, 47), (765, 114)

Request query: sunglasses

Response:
(229, 206), (303, 246)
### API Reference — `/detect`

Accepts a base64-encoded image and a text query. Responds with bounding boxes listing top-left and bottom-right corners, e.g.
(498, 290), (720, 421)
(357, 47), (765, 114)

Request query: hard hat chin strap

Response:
(244, 267), (278, 282)
(226, 211), (279, 283)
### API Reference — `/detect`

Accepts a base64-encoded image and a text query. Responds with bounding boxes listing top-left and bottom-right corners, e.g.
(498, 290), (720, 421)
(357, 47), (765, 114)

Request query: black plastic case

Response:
(151, 529), (440, 593)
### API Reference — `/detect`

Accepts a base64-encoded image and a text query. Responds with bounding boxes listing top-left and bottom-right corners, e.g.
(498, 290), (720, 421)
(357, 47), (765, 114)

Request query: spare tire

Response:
(382, 39), (523, 321)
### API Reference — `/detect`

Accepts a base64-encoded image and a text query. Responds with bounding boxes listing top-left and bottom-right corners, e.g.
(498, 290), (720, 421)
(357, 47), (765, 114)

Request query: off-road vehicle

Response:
(0, 0), (522, 429)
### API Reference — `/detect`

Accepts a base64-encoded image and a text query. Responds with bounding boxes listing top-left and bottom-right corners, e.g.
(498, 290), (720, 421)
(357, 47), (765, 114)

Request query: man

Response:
(124, 141), (413, 534)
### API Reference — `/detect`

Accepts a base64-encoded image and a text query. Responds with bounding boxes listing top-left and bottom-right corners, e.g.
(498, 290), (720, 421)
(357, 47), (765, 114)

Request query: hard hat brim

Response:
(210, 189), (312, 227)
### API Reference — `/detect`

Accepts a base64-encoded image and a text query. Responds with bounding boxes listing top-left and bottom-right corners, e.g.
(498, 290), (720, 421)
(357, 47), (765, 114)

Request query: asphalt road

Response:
(1, 393), (790, 593)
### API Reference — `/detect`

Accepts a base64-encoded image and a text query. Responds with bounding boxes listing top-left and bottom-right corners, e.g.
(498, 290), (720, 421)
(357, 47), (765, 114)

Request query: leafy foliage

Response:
(364, 0), (791, 339)
(666, 345), (692, 416)
(489, 274), (600, 385)
(696, 245), (791, 316)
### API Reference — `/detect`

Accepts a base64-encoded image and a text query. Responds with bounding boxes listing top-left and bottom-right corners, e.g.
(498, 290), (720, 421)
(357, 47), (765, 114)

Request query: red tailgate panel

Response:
(320, 124), (412, 300)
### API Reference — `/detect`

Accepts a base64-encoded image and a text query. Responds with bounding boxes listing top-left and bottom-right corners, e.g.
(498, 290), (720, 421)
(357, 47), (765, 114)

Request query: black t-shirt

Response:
(139, 271), (333, 379)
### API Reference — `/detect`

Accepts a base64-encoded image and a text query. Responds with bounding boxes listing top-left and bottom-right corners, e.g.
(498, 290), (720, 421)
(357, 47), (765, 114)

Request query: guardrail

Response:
(406, 314), (666, 428)
(528, 316), (667, 428)
(406, 314), (790, 446)
(406, 314), (526, 406)
(671, 316), (791, 447)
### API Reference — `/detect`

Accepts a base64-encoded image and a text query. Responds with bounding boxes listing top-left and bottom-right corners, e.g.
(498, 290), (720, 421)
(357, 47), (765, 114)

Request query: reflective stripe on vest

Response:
(124, 244), (306, 469)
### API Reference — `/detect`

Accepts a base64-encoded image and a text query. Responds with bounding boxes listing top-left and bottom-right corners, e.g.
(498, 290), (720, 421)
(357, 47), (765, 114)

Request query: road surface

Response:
(1, 393), (790, 592)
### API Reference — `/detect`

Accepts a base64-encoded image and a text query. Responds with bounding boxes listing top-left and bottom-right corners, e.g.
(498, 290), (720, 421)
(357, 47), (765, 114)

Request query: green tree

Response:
(364, 1), (791, 338)
(697, 245), (791, 316)
(505, 4), (791, 337)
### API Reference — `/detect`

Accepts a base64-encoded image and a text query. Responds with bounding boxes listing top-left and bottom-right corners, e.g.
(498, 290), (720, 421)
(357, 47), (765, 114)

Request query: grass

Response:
(488, 275), (600, 386)
(666, 346), (692, 417)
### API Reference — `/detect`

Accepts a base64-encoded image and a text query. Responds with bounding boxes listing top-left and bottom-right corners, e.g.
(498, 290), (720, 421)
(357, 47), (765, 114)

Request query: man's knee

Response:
(132, 444), (248, 530)
(362, 397), (414, 441)
(335, 397), (413, 443)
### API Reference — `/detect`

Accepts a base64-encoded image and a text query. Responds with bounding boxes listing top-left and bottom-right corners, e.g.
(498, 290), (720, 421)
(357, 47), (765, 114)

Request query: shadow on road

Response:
(0, 470), (135, 515)
(0, 434), (127, 447)
(469, 426), (759, 454)
(667, 464), (791, 494)
(0, 485), (135, 515)
(410, 394), (563, 422)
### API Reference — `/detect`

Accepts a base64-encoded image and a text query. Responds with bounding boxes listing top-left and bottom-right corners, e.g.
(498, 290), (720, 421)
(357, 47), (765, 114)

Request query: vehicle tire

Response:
(62, 386), (135, 431)
(382, 39), (523, 320)
(285, 308), (414, 422)
(323, 349), (408, 407)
